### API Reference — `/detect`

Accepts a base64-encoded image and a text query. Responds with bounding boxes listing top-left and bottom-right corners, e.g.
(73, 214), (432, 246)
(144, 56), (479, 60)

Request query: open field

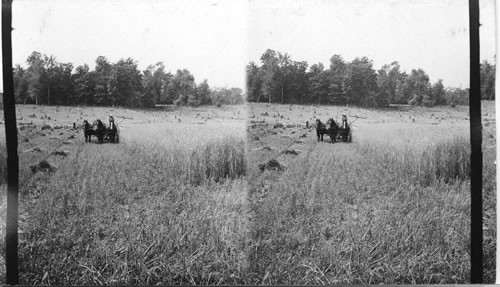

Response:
(246, 101), (495, 284)
(0, 101), (496, 284)
(0, 104), (249, 285)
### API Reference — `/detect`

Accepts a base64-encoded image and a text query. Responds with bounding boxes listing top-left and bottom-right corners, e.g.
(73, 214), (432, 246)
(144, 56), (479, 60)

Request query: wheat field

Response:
(246, 101), (495, 284)
(0, 102), (496, 284)
(0, 104), (249, 285)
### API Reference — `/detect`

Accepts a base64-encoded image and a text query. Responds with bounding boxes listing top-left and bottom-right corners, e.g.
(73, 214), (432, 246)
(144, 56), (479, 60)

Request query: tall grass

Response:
(18, 137), (249, 285)
(358, 135), (470, 186)
(247, 102), (495, 283)
(248, 143), (471, 284)
(420, 137), (470, 184)
(127, 137), (246, 186)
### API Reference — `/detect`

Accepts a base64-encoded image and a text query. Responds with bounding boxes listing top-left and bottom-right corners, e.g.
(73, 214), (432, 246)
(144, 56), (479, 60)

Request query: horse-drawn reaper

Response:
(83, 115), (120, 144)
(315, 114), (352, 143)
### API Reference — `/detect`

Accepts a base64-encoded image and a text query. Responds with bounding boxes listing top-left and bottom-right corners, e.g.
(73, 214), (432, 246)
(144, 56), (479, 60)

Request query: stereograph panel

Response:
(0, 0), (496, 284)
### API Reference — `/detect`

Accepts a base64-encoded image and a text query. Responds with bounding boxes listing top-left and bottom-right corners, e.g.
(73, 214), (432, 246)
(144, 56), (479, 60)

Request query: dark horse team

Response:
(315, 114), (351, 143)
(83, 115), (119, 144)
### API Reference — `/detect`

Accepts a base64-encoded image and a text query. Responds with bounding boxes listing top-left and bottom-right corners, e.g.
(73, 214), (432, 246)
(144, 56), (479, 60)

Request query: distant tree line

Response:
(247, 49), (495, 107)
(13, 51), (244, 107)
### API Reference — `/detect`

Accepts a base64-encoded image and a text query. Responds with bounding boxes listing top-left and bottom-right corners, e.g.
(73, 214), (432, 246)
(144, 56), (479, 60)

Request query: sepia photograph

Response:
(0, 0), (496, 285)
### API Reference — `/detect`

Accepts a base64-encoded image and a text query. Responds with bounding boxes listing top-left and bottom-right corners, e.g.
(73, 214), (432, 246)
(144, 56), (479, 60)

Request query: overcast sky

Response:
(1, 0), (497, 91)
(8, 0), (248, 89)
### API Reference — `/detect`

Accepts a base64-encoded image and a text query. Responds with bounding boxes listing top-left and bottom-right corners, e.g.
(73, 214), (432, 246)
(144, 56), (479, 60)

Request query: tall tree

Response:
(43, 55), (57, 105)
(405, 68), (430, 106)
(394, 71), (410, 104)
(143, 62), (167, 107)
(158, 71), (173, 104)
(52, 62), (74, 105)
(276, 52), (291, 104)
(108, 58), (143, 107)
(287, 60), (308, 104)
(169, 69), (195, 106)
(327, 55), (347, 105)
(25, 51), (45, 105)
(343, 57), (379, 107)
(260, 49), (279, 103)
(196, 79), (211, 105)
(377, 61), (402, 105)
(246, 62), (263, 102)
(308, 62), (329, 105)
(74, 64), (95, 105)
(94, 56), (112, 105)
(13, 65), (29, 104)
(429, 79), (446, 106)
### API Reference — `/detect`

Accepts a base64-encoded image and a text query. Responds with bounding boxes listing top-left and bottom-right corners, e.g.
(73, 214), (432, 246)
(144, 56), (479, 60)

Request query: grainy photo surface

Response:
(246, 0), (496, 284)
(0, 0), (248, 284)
(0, 0), (496, 285)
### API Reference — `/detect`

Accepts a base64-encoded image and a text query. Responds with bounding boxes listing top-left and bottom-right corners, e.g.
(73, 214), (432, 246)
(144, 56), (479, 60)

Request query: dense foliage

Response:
(247, 49), (495, 107)
(13, 51), (245, 107)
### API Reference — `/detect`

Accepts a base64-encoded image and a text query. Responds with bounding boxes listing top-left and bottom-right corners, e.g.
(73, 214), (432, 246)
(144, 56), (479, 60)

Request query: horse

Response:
(83, 120), (94, 143)
(94, 119), (106, 144)
(316, 119), (327, 142)
(316, 118), (339, 143)
(326, 118), (339, 143)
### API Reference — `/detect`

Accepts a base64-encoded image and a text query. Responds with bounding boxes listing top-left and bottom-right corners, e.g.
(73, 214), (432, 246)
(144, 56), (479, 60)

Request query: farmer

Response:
(342, 114), (348, 130)
(108, 115), (116, 131)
